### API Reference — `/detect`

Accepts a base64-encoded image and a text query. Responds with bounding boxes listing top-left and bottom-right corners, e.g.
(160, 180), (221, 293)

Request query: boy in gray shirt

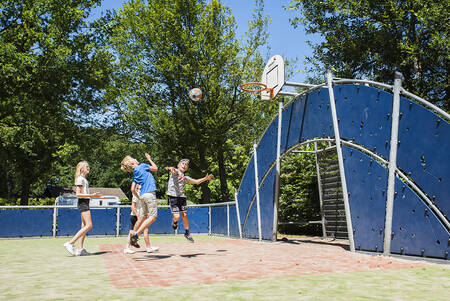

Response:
(166, 159), (214, 242)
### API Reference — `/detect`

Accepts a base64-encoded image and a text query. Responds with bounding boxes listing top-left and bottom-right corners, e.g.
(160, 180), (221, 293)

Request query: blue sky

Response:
(90, 0), (322, 84)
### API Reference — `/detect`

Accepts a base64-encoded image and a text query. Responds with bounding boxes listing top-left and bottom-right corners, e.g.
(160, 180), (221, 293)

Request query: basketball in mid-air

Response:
(188, 88), (202, 102)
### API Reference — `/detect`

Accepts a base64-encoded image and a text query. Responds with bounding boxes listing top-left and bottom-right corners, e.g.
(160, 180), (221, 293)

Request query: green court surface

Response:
(0, 235), (448, 300)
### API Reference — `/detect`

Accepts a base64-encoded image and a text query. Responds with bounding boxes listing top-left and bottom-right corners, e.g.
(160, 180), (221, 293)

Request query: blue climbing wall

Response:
(236, 83), (449, 259)
(342, 147), (387, 253)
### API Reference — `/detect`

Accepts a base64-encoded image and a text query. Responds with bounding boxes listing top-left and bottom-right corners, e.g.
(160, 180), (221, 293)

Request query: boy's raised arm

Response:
(145, 153), (158, 171)
(187, 173), (214, 185)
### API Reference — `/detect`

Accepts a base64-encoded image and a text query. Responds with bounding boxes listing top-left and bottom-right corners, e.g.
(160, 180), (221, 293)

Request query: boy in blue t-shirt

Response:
(121, 153), (159, 252)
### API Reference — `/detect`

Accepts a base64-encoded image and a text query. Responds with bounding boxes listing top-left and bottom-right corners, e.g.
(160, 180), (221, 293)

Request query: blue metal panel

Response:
(259, 167), (276, 240)
(256, 119), (277, 183)
(179, 207), (209, 233)
(89, 208), (116, 235)
(148, 208), (174, 234)
(237, 157), (255, 230)
(57, 209), (82, 236)
(211, 206), (227, 235)
(391, 179), (450, 258)
(343, 146), (387, 252)
(119, 207), (132, 235)
(243, 201), (259, 239)
(301, 89), (334, 141)
(0, 209), (53, 237)
(335, 85), (392, 159)
(397, 97), (450, 218)
(228, 205), (240, 237)
(286, 95), (306, 149)
(120, 207), (173, 235)
(120, 207), (208, 235)
(57, 208), (116, 236)
(280, 102), (293, 154)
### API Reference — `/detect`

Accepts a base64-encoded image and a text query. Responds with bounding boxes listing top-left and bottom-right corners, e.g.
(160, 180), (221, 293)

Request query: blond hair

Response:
(121, 156), (134, 173)
(74, 161), (89, 184)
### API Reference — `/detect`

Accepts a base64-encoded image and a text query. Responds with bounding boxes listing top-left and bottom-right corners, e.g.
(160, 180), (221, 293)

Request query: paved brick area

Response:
(99, 238), (430, 288)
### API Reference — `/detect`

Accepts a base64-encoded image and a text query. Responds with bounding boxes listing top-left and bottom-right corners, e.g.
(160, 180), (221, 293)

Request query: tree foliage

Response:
(105, 0), (276, 203)
(0, 0), (113, 203)
(287, 0), (449, 110)
(278, 146), (321, 235)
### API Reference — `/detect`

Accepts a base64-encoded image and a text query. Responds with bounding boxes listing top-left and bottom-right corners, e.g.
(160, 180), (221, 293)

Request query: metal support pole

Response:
(116, 206), (121, 237)
(52, 205), (57, 238)
(327, 70), (355, 252)
(272, 98), (284, 241)
(234, 189), (243, 239)
(314, 142), (327, 238)
(253, 142), (262, 241)
(384, 72), (402, 255)
(227, 204), (230, 237)
(208, 205), (212, 235)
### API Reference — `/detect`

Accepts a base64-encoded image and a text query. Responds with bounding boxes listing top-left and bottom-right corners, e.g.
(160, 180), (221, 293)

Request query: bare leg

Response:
(69, 210), (93, 246)
(172, 212), (180, 223)
(136, 216), (156, 234)
(126, 216), (145, 249)
(181, 211), (189, 231)
(144, 228), (150, 248)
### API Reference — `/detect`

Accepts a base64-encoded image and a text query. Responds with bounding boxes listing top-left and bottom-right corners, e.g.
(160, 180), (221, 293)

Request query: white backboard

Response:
(261, 55), (285, 100)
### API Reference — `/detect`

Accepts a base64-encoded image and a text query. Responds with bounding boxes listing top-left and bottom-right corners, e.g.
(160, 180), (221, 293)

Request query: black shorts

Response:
(77, 198), (90, 212)
(168, 196), (187, 213)
(130, 215), (138, 229)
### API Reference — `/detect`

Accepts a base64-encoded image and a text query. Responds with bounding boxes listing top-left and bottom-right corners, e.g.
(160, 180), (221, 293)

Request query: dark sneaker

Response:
(130, 234), (140, 248)
(128, 231), (140, 248)
(172, 221), (178, 231)
(184, 233), (194, 243)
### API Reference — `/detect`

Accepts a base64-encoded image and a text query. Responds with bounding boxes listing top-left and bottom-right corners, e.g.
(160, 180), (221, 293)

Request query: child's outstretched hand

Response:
(205, 173), (214, 181)
(93, 192), (104, 198)
(145, 153), (151, 161)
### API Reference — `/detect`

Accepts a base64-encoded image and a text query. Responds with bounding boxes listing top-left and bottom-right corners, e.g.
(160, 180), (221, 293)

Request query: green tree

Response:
(287, 0), (449, 110)
(278, 145), (321, 235)
(105, 0), (276, 203)
(0, 0), (112, 204)
(50, 128), (151, 201)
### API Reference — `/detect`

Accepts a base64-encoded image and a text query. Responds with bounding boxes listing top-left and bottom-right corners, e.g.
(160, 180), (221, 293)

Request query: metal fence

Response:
(0, 202), (239, 238)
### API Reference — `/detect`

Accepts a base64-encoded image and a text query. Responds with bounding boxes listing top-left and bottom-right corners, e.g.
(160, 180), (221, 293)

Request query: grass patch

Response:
(0, 236), (448, 300)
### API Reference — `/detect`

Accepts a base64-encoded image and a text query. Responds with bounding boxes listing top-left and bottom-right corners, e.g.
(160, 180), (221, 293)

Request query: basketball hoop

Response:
(240, 82), (274, 99)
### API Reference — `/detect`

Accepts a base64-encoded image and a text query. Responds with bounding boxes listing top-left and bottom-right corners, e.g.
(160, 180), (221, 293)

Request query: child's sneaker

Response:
(64, 242), (75, 255)
(184, 233), (194, 243)
(128, 231), (140, 248)
(123, 247), (135, 254)
(172, 220), (178, 231)
(146, 246), (159, 253)
(76, 248), (90, 256)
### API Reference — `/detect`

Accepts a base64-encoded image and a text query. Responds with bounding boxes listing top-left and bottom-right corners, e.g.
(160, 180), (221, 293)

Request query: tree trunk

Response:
(200, 181), (211, 204)
(20, 177), (30, 205)
(198, 145), (211, 204)
(217, 145), (229, 203)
